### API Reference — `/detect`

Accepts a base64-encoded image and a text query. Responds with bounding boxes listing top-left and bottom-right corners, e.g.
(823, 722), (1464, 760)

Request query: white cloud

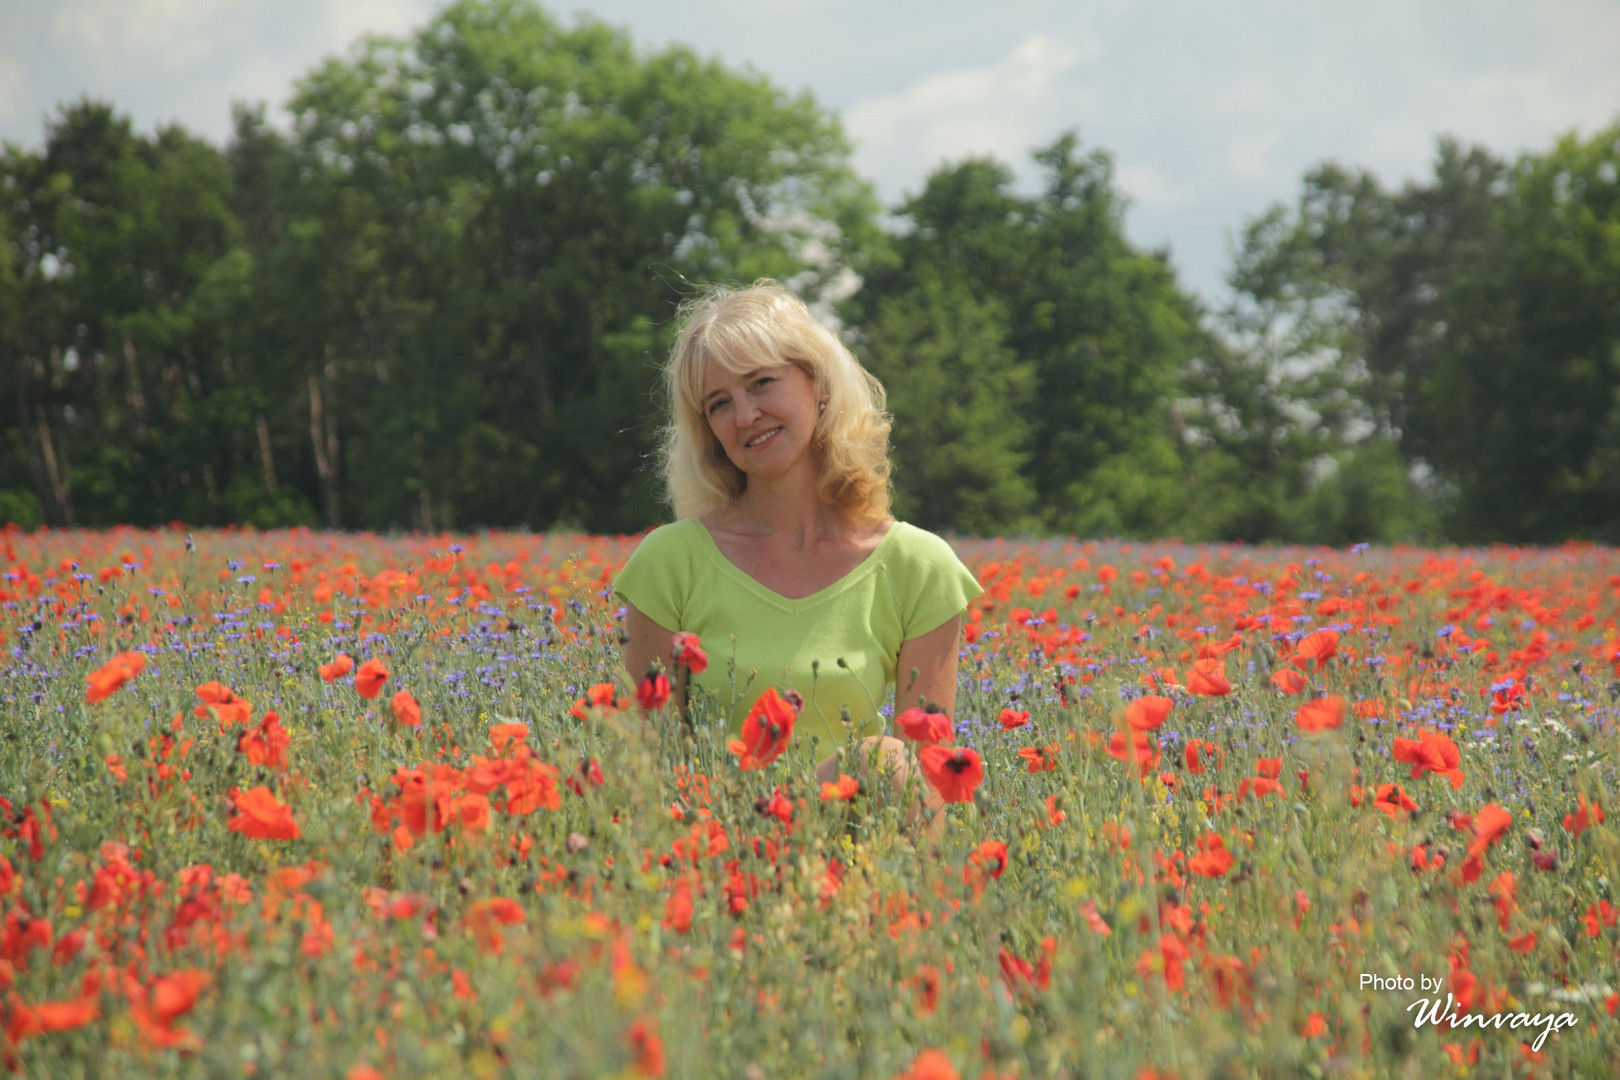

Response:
(325, 0), (439, 51)
(0, 57), (24, 122)
(1225, 129), (1284, 184)
(844, 32), (1095, 198)
(52, 0), (231, 66)
(1115, 162), (1192, 211)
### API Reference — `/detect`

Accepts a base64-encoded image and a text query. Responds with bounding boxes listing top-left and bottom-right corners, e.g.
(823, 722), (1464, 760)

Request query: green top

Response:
(612, 518), (981, 752)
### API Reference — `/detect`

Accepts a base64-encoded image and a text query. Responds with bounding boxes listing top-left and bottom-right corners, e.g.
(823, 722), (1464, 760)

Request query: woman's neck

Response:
(721, 463), (843, 546)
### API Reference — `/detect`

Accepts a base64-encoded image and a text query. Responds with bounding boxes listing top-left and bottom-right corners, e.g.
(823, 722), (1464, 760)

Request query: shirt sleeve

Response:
(892, 526), (982, 640)
(611, 522), (692, 631)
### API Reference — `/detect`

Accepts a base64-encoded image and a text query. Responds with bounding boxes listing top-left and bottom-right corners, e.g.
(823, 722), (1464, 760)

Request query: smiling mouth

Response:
(744, 427), (782, 449)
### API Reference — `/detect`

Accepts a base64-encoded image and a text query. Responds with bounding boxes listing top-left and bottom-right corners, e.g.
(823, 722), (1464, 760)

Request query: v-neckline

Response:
(691, 518), (899, 609)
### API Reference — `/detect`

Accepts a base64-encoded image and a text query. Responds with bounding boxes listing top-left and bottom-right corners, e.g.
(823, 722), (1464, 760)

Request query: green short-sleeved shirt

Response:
(612, 519), (981, 751)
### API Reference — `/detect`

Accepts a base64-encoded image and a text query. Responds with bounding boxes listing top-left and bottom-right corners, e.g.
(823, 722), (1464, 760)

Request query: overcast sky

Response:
(3, 0), (1617, 304)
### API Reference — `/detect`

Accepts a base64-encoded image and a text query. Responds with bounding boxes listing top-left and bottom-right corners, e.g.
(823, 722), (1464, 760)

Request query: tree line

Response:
(3, 0), (1618, 543)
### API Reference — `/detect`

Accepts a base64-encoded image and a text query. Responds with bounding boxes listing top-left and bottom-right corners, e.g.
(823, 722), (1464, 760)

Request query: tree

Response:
(849, 136), (1208, 537)
(266, 0), (879, 531)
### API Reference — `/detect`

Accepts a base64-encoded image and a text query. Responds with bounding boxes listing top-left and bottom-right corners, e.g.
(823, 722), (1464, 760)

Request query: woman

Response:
(613, 281), (981, 830)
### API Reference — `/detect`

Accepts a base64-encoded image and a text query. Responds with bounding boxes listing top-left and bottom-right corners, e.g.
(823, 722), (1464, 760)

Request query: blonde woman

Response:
(613, 281), (981, 829)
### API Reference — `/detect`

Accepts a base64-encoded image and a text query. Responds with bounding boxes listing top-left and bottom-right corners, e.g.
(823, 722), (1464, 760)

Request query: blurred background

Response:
(1, 0), (1617, 543)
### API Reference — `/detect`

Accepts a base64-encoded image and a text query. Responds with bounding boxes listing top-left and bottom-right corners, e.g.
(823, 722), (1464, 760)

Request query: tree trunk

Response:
(123, 338), (150, 442)
(32, 400), (73, 526)
(256, 411), (278, 490)
(308, 349), (341, 527)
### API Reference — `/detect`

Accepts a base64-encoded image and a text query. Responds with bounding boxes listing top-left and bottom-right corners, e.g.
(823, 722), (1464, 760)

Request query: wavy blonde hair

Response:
(660, 281), (892, 523)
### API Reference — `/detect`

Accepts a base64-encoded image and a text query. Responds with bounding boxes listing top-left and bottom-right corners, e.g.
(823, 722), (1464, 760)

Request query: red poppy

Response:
(86, 651), (145, 704)
(1184, 739), (1222, 774)
(1392, 729), (1465, 788)
(1291, 629), (1339, 671)
(1271, 668), (1308, 694)
(820, 775), (860, 801)
(238, 711), (291, 770)
(1467, 804), (1513, 858)
(998, 708), (1031, 730)
(670, 632), (708, 673)
(636, 670), (671, 711)
(894, 1048), (959, 1080)
(391, 690), (423, 729)
(318, 653), (354, 683)
(227, 786), (300, 840)
(896, 705), (954, 746)
(1125, 695), (1174, 731)
(1564, 795), (1604, 835)
(1188, 833), (1234, 877)
(1185, 658), (1231, 696)
(1374, 783), (1419, 817)
(570, 682), (621, 719)
(1107, 730), (1161, 776)
(1018, 744), (1060, 773)
(968, 839), (1008, 880)
(354, 658), (389, 699)
(727, 688), (796, 771)
(1295, 695), (1346, 733)
(917, 746), (984, 803)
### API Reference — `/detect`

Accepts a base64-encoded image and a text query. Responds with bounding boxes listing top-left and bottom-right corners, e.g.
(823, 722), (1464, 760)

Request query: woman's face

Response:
(700, 360), (821, 482)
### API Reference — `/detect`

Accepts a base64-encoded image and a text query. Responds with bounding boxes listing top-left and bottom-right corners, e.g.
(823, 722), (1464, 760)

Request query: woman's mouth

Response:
(744, 427), (782, 449)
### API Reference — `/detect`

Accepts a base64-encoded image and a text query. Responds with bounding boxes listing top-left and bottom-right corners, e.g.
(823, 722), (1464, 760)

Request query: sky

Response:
(3, 0), (1617, 305)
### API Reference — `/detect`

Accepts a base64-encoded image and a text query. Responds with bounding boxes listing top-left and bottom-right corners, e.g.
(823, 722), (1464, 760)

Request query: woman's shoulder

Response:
(883, 521), (969, 566)
(626, 518), (706, 555)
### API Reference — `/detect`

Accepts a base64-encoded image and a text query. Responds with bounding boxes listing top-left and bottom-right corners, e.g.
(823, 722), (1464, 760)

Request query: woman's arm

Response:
(623, 601), (676, 683)
(894, 614), (964, 715)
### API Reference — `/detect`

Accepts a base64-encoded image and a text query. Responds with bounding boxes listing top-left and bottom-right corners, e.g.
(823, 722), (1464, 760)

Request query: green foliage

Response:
(0, 0), (1615, 545)
(1227, 124), (1620, 543)
(850, 137), (1206, 538)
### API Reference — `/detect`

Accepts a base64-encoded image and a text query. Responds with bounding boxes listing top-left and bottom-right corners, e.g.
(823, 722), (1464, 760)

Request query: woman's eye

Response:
(707, 399), (727, 415)
(752, 377), (774, 390)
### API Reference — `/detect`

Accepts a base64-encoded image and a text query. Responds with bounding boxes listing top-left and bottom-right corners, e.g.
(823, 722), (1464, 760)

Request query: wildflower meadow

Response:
(1, 527), (1616, 1078)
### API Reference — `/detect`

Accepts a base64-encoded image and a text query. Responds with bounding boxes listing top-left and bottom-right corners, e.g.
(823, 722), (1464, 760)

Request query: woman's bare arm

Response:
(894, 614), (964, 716)
(623, 602), (676, 688)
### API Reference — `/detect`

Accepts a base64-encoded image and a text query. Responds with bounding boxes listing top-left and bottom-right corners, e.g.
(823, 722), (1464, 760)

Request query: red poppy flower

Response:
(727, 687), (796, 771)
(1188, 833), (1234, 877)
(1185, 658), (1231, 696)
(894, 1048), (959, 1080)
(1374, 783), (1419, 817)
(998, 708), (1031, 730)
(86, 651), (145, 704)
(1271, 668), (1308, 695)
(636, 670), (671, 711)
(1392, 729), (1465, 788)
(1467, 804), (1513, 858)
(1125, 695), (1174, 731)
(1018, 744), (1060, 773)
(917, 746), (983, 803)
(1184, 739), (1222, 774)
(670, 632), (708, 674)
(1295, 695), (1345, 733)
(570, 682), (620, 719)
(354, 658), (389, 699)
(391, 690), (423, 729)
(1563, 795), (1604, 835)
(1291, 629), (1339, 671)
(1107, 730), (1161, 776)
(896, 705), (954, 746)
(227, 786), (300, 840)
(318, 653), (354, 683)
(820, 775), (860, 801)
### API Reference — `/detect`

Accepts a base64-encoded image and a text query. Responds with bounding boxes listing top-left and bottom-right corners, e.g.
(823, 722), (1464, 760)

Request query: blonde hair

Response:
(659, 281), (892, 523)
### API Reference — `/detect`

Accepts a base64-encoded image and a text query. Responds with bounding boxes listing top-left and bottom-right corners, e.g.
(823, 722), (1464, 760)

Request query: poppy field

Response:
(1, 527), (1617, 1079)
